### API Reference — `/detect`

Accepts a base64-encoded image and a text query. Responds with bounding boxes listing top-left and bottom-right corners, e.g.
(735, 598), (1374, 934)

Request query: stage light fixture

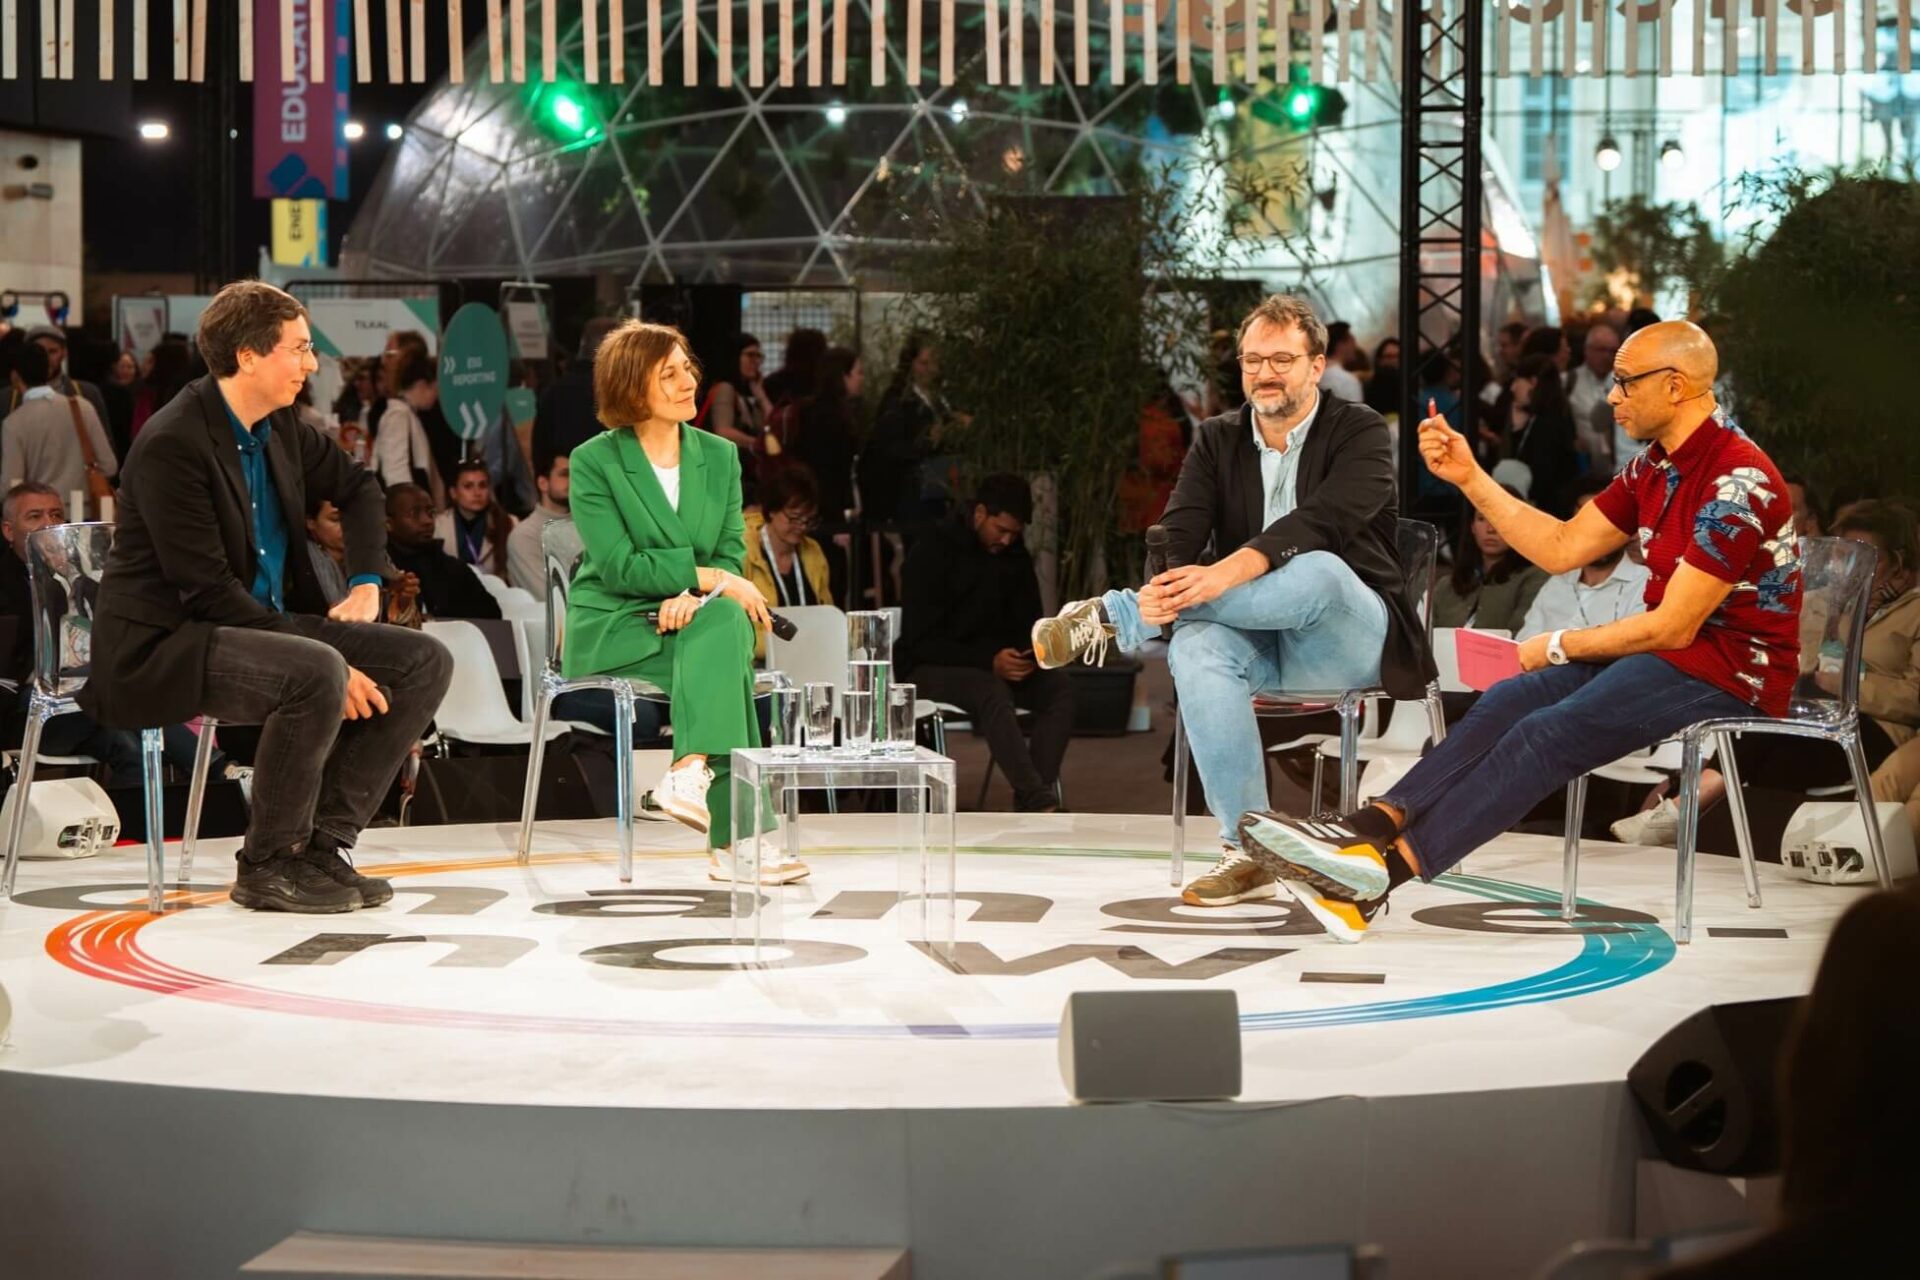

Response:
(825, 101), (848, 127)
(1283, 85), (1318, 125)
(1660, 139), (1686, 170)
(1595, 136), (1623, 172)
(343, 121), (366, 141)
(386, 123), (404, 141)
(138, 121), (169, 141)
(1214, 93), (1237, 122)
(949, 99), (970, 123)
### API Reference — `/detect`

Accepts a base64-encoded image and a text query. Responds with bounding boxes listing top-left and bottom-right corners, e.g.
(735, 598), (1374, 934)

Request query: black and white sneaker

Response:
(1239, 810), (1395, 901)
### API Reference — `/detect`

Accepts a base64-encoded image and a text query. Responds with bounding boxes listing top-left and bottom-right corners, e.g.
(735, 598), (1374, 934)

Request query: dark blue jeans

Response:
(1384, 654), (1754, 878)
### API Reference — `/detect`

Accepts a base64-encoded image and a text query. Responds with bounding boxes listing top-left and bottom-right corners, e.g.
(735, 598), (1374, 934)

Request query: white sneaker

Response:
(649, 762), (713, 834)
(708, 850), (812, 884)
(1610, 798), (1680, 848)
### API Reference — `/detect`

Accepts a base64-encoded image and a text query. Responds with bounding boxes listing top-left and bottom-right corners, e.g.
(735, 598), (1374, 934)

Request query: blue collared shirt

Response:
(222, 400), (378, 611)
(1250, 390), (1321, 527)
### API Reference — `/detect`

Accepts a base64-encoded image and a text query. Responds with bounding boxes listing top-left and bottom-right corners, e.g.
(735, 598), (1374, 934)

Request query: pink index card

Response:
(1455, 628), (1524, 692)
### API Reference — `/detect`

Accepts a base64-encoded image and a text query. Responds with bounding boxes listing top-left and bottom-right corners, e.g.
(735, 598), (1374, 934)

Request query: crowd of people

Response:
(1, 279), (1915, 929)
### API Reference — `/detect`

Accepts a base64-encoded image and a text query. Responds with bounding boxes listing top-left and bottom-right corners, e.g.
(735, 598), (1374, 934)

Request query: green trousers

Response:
(610, 596), (761, 849)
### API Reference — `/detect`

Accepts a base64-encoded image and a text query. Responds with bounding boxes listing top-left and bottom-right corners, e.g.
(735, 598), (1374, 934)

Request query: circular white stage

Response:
(0, 813), (1855, 1277)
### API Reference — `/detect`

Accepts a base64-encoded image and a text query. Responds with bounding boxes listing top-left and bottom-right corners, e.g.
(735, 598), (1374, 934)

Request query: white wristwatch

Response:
(1547, 629), (1570, 666)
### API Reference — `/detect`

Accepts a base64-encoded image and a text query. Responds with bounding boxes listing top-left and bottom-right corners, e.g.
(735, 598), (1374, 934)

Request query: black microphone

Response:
(644, 606), (798, 641)
(1145, 524), (1185, 578)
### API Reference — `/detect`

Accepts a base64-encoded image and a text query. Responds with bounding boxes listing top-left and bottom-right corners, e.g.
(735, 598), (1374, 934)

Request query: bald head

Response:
(1619, 320), (1718, 395)
(1608, 319), (1721, 449)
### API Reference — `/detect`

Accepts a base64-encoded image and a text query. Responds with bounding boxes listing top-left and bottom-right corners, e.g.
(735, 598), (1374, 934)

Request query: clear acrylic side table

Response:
(729, 746), (957, 960)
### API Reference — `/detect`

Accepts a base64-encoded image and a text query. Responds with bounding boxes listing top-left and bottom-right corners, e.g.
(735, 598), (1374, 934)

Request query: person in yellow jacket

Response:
(742, 463), (835, 661)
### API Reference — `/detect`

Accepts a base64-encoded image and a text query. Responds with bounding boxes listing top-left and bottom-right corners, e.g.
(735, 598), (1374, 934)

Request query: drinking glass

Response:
(804, 682), (837, 751)
(768, 685), (803, 756)
(886, 682), (918, 755)
(842, 689), (876, 754)
(847, 658), (890, 715)
(847, 610), (895, 665)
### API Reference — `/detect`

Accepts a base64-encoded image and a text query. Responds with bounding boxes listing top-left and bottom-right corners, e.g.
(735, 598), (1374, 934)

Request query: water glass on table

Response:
(804, 682), (837, 751)
(886, 682), (918, 755)
(768, 685), (803, 756)
(842, 689), (876, 754)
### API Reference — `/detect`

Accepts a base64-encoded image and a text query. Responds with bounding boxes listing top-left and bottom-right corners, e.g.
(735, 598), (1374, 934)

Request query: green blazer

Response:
(562, 424), (748, 678)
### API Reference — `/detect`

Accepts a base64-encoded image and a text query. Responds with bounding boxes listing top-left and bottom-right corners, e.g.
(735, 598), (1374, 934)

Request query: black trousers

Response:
(199, 617), (452, 863)
(911, 664), (1074, 810)
(1730, 715), (1898, 788)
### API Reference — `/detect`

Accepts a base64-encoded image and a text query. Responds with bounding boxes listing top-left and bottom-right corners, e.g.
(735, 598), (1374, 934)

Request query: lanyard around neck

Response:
(762, 525), (806, 605)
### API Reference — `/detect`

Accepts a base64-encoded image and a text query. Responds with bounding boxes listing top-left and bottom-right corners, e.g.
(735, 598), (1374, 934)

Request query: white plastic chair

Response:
(0, 522), (219, 913)
(422, 620), (570, 748)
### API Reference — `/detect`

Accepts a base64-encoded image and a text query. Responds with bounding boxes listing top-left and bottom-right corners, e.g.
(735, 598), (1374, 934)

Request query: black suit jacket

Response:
(1159, 397), (1436, 700)
(79, 377), (389, 729)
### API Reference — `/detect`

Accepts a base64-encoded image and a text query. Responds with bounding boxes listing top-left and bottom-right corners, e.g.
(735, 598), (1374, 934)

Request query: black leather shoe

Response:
(304, 844), (394, 908)
(230, 853), (361, 914)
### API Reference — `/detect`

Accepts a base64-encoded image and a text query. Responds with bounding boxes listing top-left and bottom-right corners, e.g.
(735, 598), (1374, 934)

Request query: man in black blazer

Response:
(81, 281), (452, 914)
(1033, 294), (1434, 908)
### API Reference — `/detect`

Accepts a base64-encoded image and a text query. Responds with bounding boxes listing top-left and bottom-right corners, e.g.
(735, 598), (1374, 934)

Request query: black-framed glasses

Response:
(1611, 366), (1676, 393)
(775, 506), (819, 529)
(1238, 351), (1306, 374)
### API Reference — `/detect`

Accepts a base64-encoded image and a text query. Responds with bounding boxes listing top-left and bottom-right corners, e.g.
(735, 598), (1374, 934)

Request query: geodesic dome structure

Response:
(343, 4), (1546, 339)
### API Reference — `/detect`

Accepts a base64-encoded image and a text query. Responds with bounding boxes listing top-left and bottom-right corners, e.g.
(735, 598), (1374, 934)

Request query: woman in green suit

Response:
(562, 320), (806, 882)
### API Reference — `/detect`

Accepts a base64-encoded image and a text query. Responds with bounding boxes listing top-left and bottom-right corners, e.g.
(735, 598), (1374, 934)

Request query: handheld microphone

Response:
(1145, 524), (1184, 577)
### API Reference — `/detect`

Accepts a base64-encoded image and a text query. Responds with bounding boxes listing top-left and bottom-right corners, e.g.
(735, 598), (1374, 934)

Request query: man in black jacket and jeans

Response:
(1032, 295), (1435, 909)
(900, 475), (1073, 813)
(79, 281), (452, 915)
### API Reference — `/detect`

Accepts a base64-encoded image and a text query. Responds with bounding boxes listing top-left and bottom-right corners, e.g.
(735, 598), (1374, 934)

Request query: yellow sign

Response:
(270, 199), (328, 267)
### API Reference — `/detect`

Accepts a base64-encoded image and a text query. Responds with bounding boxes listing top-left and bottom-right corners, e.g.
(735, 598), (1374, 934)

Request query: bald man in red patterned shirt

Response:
(1235, 321), (1802, 942)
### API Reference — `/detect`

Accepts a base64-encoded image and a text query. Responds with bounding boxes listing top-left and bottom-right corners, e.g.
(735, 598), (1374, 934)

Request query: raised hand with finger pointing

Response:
(1416, 397), (1480, 488)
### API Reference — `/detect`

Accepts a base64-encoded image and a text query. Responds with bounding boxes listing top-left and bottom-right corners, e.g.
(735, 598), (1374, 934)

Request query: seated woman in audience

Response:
(435, 459), (517, 583)
(1431, 486), (1549, 632)
(1616, 498), (1919, 846)
(1497, 354), (1579, 517)
(742, 464), (832, 662)
(1656, 887), (1920, 1278)
(1871, 733), (1920, 844)
(561, 320), (796, 882)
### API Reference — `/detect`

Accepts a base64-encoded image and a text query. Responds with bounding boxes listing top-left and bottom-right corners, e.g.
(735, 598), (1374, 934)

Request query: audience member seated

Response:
(373, 355), (445, 507)
(532, 317), (620, 461)
(385, 484), (502, 621)
(508, 446), (570, 596)
(308, 498), (422, 626)
(1516, 477), (1651, 640)
(743, 465), (832, 662)
(1432, 488), (1549, 631)
(1363, 337), (1402, 416)
(1871, 733), (1920, 844)
(1654, 888), (1920, 1279)
(1616, 497), (1918, 847)
(899, 475), (1072, 813)
(1318, 322), (1364, 402)
(0, 484), (217, 790)
(435, 459), (517, 583)
(1, 343), (119, 504)
(1499, 354), (1579, 516)
(1782, 474), (1824, 536)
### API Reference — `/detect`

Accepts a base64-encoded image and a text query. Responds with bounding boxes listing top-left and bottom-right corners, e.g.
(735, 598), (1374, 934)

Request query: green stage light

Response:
(1283, 86), (1318, 124)
(550, 92), (587, 134)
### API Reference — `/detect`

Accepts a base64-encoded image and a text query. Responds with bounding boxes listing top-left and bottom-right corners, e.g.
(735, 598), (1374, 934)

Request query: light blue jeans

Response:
(1103, 551), (1389, 846)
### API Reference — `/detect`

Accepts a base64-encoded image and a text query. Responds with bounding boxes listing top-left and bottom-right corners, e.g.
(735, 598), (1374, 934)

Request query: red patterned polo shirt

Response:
(1592, 412), (1802, 717)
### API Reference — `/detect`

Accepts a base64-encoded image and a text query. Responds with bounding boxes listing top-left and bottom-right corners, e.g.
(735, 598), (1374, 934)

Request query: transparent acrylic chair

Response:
(1560, 536), (1895, 942)
(514, 518), (787, 880)
(1169, 519), (1447, 886)
(0, 522), (218, 914)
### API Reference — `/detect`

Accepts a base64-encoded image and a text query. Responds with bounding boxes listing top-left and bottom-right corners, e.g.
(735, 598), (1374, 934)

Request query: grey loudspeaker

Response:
(1058, 990), (1241, 1103)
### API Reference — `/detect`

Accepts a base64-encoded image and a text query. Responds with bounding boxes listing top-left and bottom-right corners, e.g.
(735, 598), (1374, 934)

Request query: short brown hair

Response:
(196, 280), (307, 377)
(593, 319), (699, 428)
(1237, 293), (1328, 359)
(1832, 499), (1920, 574)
